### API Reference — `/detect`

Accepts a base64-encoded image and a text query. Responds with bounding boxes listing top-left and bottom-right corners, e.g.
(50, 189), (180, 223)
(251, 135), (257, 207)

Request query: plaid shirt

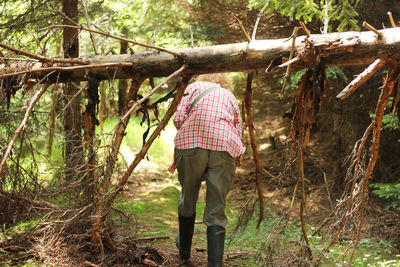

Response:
(169, 81), (245, 173)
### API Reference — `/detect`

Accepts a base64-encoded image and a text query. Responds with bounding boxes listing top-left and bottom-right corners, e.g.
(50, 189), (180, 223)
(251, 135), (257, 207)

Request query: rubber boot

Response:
(207, 225), (225, 267)
(176, 214), (196, 260)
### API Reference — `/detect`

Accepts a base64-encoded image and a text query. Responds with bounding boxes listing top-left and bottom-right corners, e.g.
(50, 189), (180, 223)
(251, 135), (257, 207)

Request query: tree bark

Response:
(118, 27), (129, 116)
(63, 0), (84, 181)
(2, 28), (400, 83)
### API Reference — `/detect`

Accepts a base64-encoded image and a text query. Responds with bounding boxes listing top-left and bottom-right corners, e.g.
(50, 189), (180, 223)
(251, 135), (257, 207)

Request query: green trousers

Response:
(175, 147), (236, 227)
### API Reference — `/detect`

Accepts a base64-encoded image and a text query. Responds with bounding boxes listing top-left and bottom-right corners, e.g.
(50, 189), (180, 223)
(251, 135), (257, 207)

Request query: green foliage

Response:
(371, 183), (400, 211)
(247, 0), (361, 32)
(333, 0), (361, 32)
(90, 0), (196, 49)
(325, 66), (348, 82)
(248, 0), (321, 23)
(369, 97), (399, 131)
(279, 66), (347, 91)
(278, 68), (307, 90)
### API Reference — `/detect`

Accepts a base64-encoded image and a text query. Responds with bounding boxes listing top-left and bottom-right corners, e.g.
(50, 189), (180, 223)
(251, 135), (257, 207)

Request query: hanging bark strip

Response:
(349, 62), (399, 262)
(0, 83), (50, 178)
(295, 70), (314, 259)
(286, 64), (327, 259)
(82, 77), (101, 196)
(244, 72), (264, 229)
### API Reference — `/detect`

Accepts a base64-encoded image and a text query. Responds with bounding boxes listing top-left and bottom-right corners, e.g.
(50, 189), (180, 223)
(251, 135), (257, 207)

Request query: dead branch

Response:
(299, 145), (312, 259)
(315, 123), (373, 263)
(120, 65), (187, 122)
(0, 42), (86, 64)
(299, 22), (311, 36)
(0, 62), (133, 80)
(387, 11), (396, 28)
(233, 16), (251, 43)
(81, 0), (99, 55)
(251, 0), (270, 40)
(336, 58), (388, 100)
(244, 72), (264, 229)
(90, 75), (145, 246)
(0, 82), (51, 177)
(349, 62), (398, 262)
(362, 21), (383, 38)
(134, 236), (170, 242)
(37, 25), (182, 58)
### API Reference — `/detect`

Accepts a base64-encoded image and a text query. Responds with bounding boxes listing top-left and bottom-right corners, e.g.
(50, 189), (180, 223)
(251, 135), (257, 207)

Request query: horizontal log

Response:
(1, 27), (400, 82)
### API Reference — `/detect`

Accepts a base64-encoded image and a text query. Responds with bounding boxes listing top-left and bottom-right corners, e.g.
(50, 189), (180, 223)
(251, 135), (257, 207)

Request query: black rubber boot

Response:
(176, 214), (196, 260)
(207, 225), (225, 267)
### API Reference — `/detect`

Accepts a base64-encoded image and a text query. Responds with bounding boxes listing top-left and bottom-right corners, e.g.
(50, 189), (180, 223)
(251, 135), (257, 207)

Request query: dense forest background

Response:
(1, 0), (400, 266)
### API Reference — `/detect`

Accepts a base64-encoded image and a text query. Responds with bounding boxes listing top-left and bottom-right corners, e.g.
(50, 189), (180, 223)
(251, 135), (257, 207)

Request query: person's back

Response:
(171, 75), (245, 266)
(174, 81), (243, 159)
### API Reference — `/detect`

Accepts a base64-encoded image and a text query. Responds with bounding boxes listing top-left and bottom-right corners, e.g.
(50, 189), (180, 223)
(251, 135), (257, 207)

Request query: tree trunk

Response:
(63, 0), (84, 181)
(2, 28), (400, 83)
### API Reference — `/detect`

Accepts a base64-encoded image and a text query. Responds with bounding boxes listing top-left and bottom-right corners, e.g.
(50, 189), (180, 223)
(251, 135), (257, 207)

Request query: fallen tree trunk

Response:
(1, 28), (400, 82)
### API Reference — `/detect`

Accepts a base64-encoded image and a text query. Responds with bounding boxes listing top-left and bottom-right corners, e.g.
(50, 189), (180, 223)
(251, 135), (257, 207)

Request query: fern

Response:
(371, 183), (400, 211)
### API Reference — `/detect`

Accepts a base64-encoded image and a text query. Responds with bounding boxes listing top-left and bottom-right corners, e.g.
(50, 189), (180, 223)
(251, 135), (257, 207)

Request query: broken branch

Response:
(299, 21), (311, 36)
(233, 16), (251, 43)
(336, 58), (388, 100)
(387, 11), (396, 28)
(362, 21), (383, 38)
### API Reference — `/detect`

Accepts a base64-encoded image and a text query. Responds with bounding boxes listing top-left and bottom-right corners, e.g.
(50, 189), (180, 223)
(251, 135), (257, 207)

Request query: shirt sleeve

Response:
(173, 84), (193, 130)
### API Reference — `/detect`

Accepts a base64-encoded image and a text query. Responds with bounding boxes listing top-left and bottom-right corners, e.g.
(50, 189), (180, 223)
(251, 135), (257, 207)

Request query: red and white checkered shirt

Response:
(169, 81), (245, 173)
